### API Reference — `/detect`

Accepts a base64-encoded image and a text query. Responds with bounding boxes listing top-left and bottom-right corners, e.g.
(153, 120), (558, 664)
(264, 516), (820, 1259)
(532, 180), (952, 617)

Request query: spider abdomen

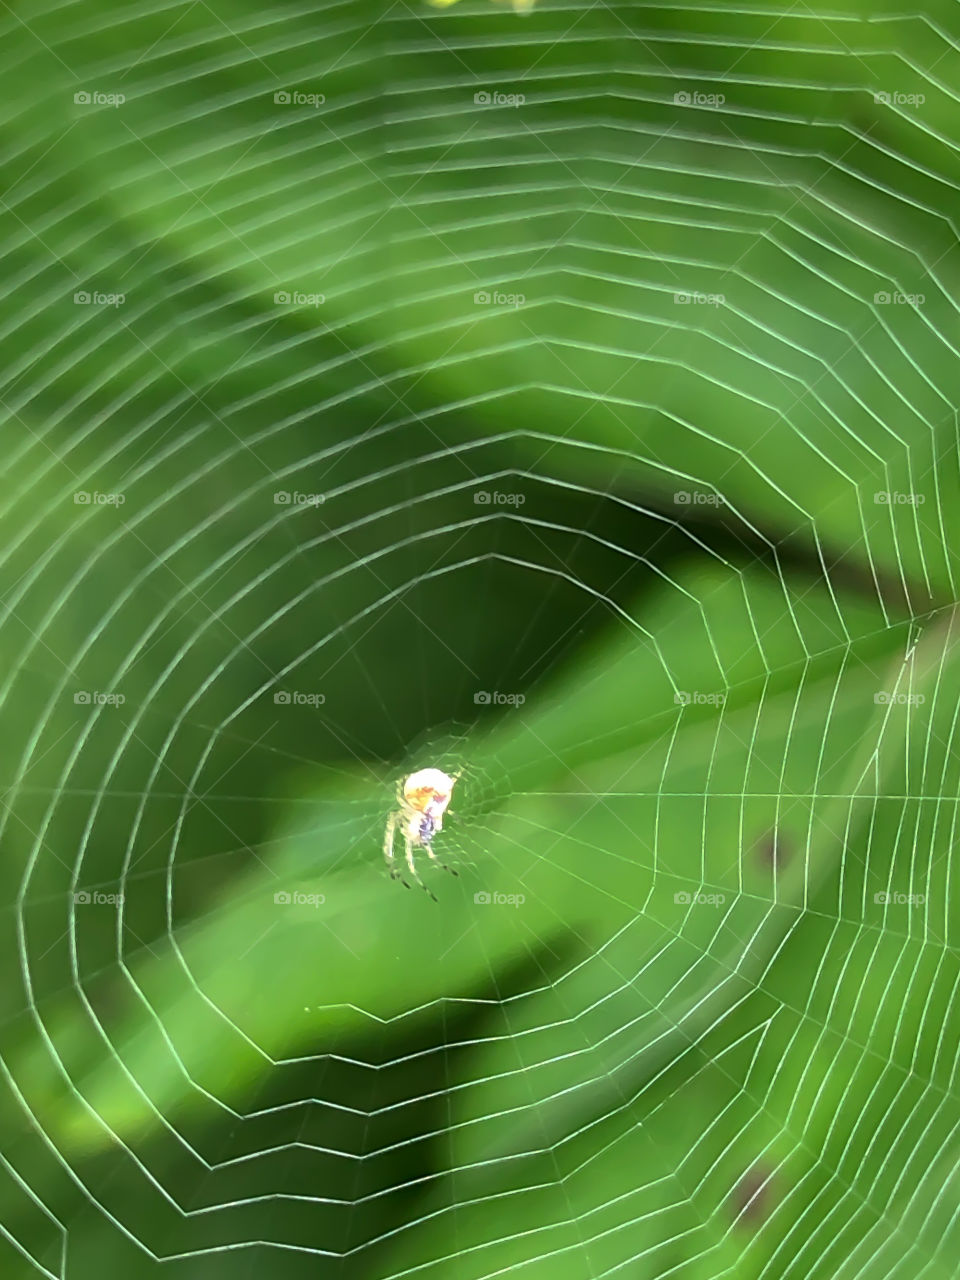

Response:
(386, 767), (461, 895)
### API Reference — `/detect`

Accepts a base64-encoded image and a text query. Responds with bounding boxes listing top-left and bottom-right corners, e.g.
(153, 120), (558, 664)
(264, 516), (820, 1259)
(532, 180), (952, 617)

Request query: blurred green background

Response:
(1, 1), (959, 1277)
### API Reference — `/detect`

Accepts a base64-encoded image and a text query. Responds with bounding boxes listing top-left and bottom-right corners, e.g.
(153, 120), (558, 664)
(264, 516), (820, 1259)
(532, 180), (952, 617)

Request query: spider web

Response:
(1, 1), (960, 1278)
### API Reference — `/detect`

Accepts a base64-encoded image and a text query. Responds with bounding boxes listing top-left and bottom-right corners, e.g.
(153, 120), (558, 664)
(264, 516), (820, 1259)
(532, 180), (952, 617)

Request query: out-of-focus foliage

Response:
(1, 0), (959, 1277)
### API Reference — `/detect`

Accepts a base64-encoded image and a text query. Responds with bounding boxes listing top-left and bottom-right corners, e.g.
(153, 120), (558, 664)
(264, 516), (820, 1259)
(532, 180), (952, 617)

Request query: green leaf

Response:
(12, 561), (909, 1155)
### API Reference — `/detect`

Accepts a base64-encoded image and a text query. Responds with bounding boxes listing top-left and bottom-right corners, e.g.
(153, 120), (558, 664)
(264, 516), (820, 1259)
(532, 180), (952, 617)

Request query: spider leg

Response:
(384, 812), (411, 888)
(405, 828), (437, 901)
(431, 799), (459, 873)
(444, 806), (466, 836)
(424, 842), (458, 876)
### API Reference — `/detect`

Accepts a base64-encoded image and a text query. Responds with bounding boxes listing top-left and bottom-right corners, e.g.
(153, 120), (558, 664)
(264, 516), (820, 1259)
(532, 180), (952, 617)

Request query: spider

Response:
(384, 767), (461, 898)
(431, 0), (537, 10)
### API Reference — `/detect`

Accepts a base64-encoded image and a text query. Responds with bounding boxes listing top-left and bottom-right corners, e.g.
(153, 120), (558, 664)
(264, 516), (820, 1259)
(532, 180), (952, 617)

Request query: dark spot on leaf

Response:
(757, 828), (790, 869)
(732, 1164), (776, 1225)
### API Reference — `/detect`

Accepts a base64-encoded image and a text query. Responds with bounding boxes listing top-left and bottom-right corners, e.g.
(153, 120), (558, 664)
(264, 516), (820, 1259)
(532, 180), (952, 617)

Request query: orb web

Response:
(1, 2), (959, 1279)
